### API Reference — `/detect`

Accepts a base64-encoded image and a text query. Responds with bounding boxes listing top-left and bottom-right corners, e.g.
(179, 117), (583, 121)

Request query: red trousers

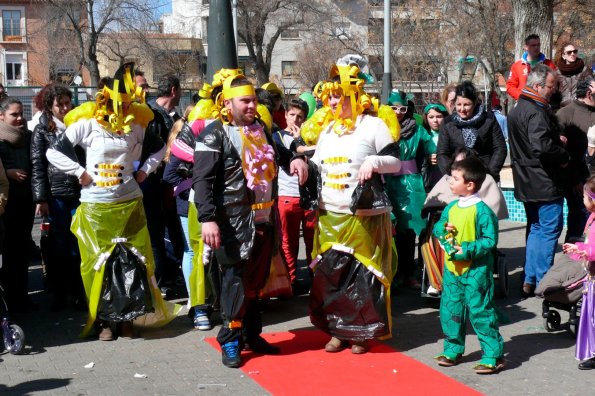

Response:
(277, 196), (316, 283)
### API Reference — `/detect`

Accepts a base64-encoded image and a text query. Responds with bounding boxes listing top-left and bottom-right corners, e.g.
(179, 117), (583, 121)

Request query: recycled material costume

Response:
(192, 73), (299, 349)
(307, 56), (400, 343)
(433, 196), (504, 367)
(46, 63), (181, 337)
(566, 211), (595, 363)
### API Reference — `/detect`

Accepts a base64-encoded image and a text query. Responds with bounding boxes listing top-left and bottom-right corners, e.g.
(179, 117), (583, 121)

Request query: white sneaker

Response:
(427, 285), (441, 297)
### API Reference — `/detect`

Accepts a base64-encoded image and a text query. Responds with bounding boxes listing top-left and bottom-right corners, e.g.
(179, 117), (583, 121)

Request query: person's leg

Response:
(216, 262), (246, 367)
(141, 178), (167, 287)
(534, 199), (564, 284)
(523, 202), (540, 288)
(464, 263), (504, 367)
(277, 197), (301, 284)
(302, 208), (317, 265)
(178, 216), (194, 294)
(395, 228), (418, 287)
(439, 269), (467, 360)
(565, 186), (589, 243)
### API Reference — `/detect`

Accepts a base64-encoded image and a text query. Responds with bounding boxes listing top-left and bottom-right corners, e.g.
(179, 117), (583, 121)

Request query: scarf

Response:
(452, 103), (485, 148)
(556, 58), (585, 76)
(519, 86), (550, 109)
(399, 117), (418, 140)
(0, 121), (25, 147)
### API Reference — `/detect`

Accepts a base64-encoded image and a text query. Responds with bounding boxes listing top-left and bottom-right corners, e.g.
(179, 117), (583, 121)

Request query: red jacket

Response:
(506, 56), (556, 100)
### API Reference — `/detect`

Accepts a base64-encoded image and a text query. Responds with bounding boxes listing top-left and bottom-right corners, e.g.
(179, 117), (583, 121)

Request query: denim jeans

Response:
(523, 199), (564, 286)
(179, 215), (194, 295)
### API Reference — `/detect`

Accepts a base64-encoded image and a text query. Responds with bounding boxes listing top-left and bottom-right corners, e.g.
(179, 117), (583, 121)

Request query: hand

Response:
(445, 223), (457, 233)
(135, 170), (148, 184)
(79, 171), (92, 186)
(286, 124), (301, 138)
(202, 221), (221, 250)
(430, 153), (437, 165)
(35, 202), (49, 217)
(6, 169), (28, 182)
(290, 157), (309, 185)
(559, 135), (568, 145)
(563, 243), (579, 254)
(358, 158), (375, 184)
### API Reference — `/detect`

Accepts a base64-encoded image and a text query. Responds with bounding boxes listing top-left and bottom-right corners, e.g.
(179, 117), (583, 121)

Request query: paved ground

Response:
(1, 220), (595, 395)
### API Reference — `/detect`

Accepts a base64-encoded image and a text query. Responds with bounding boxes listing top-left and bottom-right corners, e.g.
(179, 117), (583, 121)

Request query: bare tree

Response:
(236, 0), (329, 85)
(46, 0), (161, 85)
(511, 0), (554, 58)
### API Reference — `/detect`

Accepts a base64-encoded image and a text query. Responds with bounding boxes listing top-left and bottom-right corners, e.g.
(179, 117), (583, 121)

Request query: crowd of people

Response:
(0, 33), (593, 374)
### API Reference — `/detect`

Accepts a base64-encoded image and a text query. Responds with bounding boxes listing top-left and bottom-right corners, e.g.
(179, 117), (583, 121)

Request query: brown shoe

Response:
(436, 355), (461, 367)
(119, 321), (135, 339)
(473, 358), (505, 374)
(98, 323), (113, 341)
(351, 341), (368, 354)
(325, 337), (348, 353)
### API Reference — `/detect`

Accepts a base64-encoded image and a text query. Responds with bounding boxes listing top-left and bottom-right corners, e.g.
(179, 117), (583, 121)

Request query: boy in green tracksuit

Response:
(433, 156), (504, 374)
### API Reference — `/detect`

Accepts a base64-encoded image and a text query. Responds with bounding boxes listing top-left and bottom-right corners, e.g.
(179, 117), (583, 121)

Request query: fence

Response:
(4, 86), (198, 122)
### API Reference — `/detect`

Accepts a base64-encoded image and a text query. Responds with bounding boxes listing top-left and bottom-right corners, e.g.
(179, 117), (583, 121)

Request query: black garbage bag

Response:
(349, 174), (391, 214)
(97, 243), (154, 322)
(299, 160), (320, 211)
(309, 249), (389, 341)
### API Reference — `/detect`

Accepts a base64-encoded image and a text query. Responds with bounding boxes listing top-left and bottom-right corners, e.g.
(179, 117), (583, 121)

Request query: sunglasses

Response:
(391, 105), (408, 114)
(565, 49), (578, 55)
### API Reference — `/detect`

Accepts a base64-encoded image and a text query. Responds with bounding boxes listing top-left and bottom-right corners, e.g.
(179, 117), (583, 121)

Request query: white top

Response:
(312, 115), (400, 215)
(276, 131), (300, 198)
(47, 118), (165, 203)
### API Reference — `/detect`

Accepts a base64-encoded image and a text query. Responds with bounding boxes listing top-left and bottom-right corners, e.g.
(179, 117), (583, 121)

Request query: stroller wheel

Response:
(543, 310), (562, 332)
(6, 324), (26, 355)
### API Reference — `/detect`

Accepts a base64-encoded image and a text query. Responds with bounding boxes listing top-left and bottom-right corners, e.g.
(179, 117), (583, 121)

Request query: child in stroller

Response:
(420, 148), (510, 298)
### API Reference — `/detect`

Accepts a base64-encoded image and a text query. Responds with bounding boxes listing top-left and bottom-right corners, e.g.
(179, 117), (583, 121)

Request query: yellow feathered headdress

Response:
(64, 62), (153, 132)
(187, 68), (243, 122)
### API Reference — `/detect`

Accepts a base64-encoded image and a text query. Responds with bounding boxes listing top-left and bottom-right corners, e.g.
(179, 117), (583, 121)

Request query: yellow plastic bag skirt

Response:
(71, 198), (182, 337)
(312, 210), (398, 338)
(187, 202), (210, 307)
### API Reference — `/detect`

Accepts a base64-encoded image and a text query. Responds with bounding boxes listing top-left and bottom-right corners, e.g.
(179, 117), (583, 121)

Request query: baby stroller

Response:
(0, 282), (26, 355)
(419, 205), (509, 299)
(535, 258), (584, 335)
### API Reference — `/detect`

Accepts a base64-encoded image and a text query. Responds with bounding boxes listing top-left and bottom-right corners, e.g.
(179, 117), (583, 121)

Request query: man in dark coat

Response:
(556, 76), (595, 242)
(193, 74), (307, 368)
(508, 64), (570, 295)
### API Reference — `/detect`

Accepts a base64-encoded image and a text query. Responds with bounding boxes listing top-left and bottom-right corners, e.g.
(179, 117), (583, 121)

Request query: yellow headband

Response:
(223, 84), (256, 100)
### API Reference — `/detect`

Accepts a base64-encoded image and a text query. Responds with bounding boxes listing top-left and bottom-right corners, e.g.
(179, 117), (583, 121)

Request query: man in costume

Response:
(192, 72), (308, 368)
(308, 55), (400, 354)
(47, 63), (180, 340)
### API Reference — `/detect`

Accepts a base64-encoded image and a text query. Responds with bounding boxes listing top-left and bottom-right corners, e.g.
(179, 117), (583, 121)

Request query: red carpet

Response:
(205, 330), (481, 396)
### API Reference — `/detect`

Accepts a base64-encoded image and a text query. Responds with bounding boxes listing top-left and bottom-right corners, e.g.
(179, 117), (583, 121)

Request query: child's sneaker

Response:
(193, 309), (212, 330)
(426, 285), (441, 297)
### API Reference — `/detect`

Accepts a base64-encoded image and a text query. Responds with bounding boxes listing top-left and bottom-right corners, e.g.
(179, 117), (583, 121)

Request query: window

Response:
(3, 10), (20, 36)
(281, 61), (296, 77)
(281, 29), (299, 39)
(5, 53), (25, 85)
(368, 18), (383, 45)
(1, 9), (24, 42)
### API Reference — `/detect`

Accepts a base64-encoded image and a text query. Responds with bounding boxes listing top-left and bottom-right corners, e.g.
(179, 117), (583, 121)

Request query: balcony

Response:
(1, 32), (25, 43)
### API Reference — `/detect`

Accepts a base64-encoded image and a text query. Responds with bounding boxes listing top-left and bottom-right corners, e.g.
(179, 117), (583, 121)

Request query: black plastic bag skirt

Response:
(309, 248), (389, 341)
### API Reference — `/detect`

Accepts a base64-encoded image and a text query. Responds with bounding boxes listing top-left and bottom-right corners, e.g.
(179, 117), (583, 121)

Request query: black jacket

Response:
(30, 113), (82, 202)
(437, 110), (507, 181)
(192, 120), (296, 265)
(508, 96), (570, 202)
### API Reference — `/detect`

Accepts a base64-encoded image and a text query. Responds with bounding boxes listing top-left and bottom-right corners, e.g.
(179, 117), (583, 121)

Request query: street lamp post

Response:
(206, 0), (238, 82)
(380, 0), (392, 104)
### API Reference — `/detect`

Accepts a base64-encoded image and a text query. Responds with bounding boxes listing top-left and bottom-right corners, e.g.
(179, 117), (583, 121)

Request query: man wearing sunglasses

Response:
(507, 34), (556, 101)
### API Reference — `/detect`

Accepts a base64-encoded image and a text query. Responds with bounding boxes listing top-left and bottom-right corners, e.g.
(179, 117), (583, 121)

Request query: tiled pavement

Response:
(1, 221), (595, 395)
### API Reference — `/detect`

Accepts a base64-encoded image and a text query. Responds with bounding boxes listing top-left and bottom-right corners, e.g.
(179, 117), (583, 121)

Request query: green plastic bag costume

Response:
(384, 122), (432, 234)
(72, 198), (181, 337)
(433, 200), (504, 367)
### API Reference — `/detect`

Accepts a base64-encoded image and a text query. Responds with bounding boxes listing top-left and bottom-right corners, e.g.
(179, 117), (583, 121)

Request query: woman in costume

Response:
(422, 103), (449, 192)
(47, 63), (180, 340)
(308, 55), (400, 354)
